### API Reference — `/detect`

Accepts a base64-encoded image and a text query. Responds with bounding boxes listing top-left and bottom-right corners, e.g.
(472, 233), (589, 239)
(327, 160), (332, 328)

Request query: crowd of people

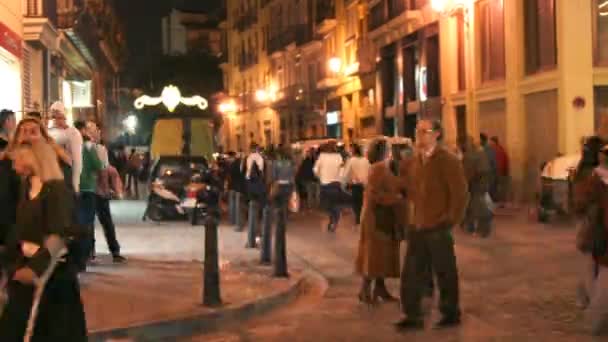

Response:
(0, 104), (128, 340)
(219, 120), (501, 331)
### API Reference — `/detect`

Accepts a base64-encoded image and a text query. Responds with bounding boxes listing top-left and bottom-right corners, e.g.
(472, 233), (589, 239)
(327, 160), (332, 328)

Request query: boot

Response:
(358, 277), (375, 305)
(373, 278), (397, 302)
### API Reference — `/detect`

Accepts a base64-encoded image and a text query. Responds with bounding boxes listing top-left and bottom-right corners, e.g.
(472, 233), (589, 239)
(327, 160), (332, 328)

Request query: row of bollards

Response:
(202, 191), (289, 307)
(229, 190), (288, 277)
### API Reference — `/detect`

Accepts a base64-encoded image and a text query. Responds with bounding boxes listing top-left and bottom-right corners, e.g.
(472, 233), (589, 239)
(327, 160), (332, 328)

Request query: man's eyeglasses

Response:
(416, 128), (435, 134)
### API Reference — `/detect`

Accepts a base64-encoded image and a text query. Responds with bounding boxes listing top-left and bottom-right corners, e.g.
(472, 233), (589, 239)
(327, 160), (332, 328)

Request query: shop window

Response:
(524, 0), (557, 74)
(594, 0), (608, 66)
(477, 0), (505, 82)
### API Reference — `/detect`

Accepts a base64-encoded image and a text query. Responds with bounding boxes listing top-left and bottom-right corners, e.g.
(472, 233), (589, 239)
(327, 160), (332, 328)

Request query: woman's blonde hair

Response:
(12, 141), (64, 182)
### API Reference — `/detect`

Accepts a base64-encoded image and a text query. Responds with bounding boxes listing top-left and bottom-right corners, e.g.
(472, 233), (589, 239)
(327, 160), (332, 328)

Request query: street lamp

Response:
(328, 57), (342, 74)
(123, 114), (138, 133)
(218, 99), (237, 114)
(255, 89), (269, 102)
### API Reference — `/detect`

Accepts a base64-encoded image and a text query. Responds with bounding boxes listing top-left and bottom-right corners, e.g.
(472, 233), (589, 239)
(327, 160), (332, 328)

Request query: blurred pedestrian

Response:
(355, 138), (403, 304)
(491, 136), (510, 206)
(91, 124), (126, 264)
(245, 143), (266, 248)
(297, 148), (319, 210)
(461, 136), (493, 237)
(314, 141), (350, 232)
(48, 101), (83, 193)
(74, 121), (103, 271)
(343, 144), (369, 228)
(0, 109), (18, 273)
(396, 120), (468, 331)
(0, 141), (87, 341)
(480, 133), (497, 201)
(125, 148), (141, 199)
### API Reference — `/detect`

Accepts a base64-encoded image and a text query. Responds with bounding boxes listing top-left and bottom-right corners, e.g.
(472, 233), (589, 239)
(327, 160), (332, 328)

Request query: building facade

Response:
(0, 0), (125, 132)
(0, 0), (24, 117)
(220, 0), (608, 201)
(162, 8), (223, 57)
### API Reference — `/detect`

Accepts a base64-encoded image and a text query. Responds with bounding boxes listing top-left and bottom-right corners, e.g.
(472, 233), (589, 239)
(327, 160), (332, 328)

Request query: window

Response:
(456, 12), (466, 90)
(594, 0), (608, 65)
(524, 0), (557, 74)
(477, 0), (505, 82)
(345, 6), (358, 39)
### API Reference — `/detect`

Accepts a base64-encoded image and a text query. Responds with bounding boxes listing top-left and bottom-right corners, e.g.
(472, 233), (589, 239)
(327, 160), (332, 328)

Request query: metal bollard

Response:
(260, 205), (272, 264)
(246, 200), (258, 248)
(234, 192), (243, 232)
(203, 214), (222, 307)
(273, 206), (288, 277)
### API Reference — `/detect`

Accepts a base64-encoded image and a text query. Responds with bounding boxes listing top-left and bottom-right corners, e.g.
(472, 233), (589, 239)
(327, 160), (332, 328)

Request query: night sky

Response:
(116, 0), (222, 87)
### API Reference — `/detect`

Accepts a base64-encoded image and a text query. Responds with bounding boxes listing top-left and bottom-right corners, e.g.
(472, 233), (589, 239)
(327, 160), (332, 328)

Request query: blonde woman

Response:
(0, 141), (87, 341)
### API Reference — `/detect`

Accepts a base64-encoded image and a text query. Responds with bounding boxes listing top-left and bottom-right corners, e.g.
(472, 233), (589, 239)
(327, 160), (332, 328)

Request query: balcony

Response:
(24, 0), (59, 49)
(239, 52), (258, 71)
(388, 0), (407, 19)
(235, 10), (258, 32)
(368, 0), (421, 41)
(268, 24), (313, 55)
(315, 0), (336, 35)
(25, 0), (58, 26)
(271, 83), (323, 111)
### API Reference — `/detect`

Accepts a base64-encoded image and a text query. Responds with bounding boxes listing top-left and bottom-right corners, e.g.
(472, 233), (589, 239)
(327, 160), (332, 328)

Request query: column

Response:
(556, 0), (595, 154)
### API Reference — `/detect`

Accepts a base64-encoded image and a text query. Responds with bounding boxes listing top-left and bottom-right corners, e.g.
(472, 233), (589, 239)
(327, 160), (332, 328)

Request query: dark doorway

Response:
(404, 113), (418, 139)
(456, 105), (467, 146)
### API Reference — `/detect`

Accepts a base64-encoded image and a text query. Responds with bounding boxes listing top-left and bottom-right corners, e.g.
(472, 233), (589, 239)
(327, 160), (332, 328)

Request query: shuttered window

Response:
(524, 0), (557, 74)
(477, 0), (505, 82)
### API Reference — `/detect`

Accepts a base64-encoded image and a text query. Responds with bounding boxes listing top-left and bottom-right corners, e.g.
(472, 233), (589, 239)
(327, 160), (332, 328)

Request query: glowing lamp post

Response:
(328, 57), (342, 74)
(134, 85), (209, 112)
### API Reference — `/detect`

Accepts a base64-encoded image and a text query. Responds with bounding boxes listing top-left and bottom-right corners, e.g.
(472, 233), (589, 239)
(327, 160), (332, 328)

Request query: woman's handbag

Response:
(375, 205), (401, 240)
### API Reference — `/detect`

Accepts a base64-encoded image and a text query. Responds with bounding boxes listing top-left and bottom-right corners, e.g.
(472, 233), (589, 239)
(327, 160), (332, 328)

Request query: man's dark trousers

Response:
(95, 194), (121, 257)
(401, 226), (460, 320)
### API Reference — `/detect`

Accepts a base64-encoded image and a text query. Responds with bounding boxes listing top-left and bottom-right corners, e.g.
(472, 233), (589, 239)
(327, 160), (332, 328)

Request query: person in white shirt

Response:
(343, 144), (370, 227)
(48, 101), (83, 193)
(314, 140), (349, 232)
(245, 143), (266, 248)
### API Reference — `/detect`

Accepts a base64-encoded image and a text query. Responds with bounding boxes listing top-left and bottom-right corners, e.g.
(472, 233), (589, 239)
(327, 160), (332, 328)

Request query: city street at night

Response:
(89, 201), (590, 341)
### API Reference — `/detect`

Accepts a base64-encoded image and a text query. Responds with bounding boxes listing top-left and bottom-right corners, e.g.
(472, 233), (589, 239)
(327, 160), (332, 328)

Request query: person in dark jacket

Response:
(297, 148), (318, 209)
(0, 141), (88, 341)
(0, 109), (18, 266)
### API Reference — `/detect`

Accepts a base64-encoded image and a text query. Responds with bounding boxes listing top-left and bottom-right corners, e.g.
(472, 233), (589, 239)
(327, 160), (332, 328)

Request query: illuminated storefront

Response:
(0, 21), (22, 118)
(62, 79), (93, 124)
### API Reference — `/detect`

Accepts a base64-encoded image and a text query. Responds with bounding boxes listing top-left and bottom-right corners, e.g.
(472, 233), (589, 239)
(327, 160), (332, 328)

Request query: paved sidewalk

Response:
(82, 221), (303, 339)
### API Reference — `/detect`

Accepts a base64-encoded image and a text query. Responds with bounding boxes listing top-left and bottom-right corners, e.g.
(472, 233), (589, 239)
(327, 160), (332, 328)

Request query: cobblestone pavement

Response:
(182, 208), (600, 342)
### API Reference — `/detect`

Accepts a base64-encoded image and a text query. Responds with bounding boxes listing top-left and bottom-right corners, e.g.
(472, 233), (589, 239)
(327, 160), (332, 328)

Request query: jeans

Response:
(320, 182), (351, 229)
(77, 192), (96, 268)
(228, 190), (237, 225)
(95, 195), (121, 257)
(463, 192), (493, 236)
(401, 227), (460, 320)
(351, 184), (364, 225)
(578, 257), (608, 335)
(305, 182), (320, 209)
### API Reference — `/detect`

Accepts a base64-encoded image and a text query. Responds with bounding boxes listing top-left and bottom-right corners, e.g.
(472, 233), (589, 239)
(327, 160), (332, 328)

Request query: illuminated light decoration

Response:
(134, 85), (209, 112)
(601, 0), (608, 16)
(328, 57), (342, 73)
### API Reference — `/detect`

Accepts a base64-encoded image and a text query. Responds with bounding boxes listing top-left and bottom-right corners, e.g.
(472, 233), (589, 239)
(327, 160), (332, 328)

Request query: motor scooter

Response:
(182, 170), (221, 225)
(143, 179), (187, 222)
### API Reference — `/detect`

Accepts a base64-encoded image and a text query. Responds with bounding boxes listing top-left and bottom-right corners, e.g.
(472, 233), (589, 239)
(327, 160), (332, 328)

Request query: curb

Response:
(89, 275), (305, 341)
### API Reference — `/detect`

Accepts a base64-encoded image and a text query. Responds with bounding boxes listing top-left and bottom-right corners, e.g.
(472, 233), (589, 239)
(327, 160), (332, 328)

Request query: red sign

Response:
(0, 21), (21, 59)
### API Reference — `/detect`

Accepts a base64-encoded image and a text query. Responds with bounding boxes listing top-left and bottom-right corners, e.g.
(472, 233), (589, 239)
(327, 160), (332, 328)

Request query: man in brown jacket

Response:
(395, 120), (468, 331)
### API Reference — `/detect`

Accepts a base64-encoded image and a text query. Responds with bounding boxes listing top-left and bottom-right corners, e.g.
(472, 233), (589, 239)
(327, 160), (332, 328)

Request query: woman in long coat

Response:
(355, 138), (406, 304)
